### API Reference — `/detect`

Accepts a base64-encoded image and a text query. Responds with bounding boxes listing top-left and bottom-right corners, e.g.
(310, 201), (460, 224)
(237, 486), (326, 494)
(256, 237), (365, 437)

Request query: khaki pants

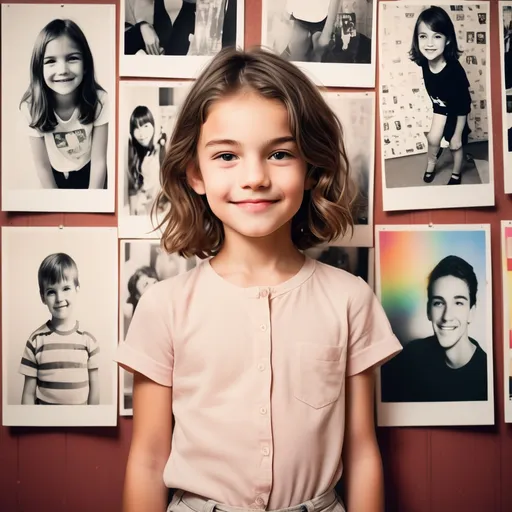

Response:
(167, 489), (346, 512)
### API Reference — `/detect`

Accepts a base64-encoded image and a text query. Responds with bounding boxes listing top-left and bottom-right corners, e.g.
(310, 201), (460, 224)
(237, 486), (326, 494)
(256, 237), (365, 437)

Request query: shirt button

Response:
(260, 288), (268, 298)
(259, 407), (267, 415)
(256, 497), (265, 506)
(260, 324), (267, 331)
(261, 446), (270, 456)
(257, 363), (265, 371)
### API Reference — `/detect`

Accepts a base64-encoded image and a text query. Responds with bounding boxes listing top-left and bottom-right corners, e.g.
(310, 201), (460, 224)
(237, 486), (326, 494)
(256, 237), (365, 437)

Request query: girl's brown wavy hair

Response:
(155, 46), (357, 259)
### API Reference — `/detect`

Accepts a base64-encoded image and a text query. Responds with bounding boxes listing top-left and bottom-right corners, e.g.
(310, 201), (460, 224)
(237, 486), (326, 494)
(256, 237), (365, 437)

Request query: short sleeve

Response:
(450, 62), (471, 115)
(86, 332), (100, 370)
(19, 102), (43, 138)
(114, 282), (174, 387)
(19, 337), (38, 377)
(93, 90), (109, 127)
(346, 278), (402, 377)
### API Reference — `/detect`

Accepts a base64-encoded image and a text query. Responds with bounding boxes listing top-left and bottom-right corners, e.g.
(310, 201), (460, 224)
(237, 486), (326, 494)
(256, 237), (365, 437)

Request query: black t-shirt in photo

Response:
(381, 335), (488, 403)
(421, 59), (472, 116)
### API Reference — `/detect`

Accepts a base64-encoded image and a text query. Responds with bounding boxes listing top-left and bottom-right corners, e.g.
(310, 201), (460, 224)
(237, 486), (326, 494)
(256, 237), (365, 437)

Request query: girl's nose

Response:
(55, 58), (69, 75)
(240, 159), (270, 189)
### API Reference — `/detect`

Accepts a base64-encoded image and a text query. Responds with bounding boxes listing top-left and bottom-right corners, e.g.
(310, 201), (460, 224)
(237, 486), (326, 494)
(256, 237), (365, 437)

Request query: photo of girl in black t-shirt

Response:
(410, 6), (471, 185)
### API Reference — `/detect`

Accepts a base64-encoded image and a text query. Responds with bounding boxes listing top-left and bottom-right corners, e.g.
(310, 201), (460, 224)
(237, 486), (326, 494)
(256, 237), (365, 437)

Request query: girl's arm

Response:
(21, 376), (37, 404)
(29, 137), (58, 189)
(88, 368), (100, 404)
(123, 371), (173, 512)
(342, 368), (384, 512)
(89, 124), (109, 189)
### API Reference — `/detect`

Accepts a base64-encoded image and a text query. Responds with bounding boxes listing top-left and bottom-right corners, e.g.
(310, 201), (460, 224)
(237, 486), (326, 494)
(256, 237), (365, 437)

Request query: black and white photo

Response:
(500, 2), (512, 193)
(304, 246), (374, 288)
(119, 81), (191, 238)
(262, 0), (377, 87)
(2, 227), (118, 427)
(323, 92), (375, 246)
(1, 4), (116, 212)
(119, 240), (196, 415)
(379, 1), (494, 211)
(120, 0), (244, 78)
(375, 225), (494, 427)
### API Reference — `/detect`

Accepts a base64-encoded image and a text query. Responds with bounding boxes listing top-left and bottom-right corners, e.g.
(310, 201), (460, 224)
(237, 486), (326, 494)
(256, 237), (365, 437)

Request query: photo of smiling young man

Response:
(381, 255), (487, 403)
(376, 225), (494, 427)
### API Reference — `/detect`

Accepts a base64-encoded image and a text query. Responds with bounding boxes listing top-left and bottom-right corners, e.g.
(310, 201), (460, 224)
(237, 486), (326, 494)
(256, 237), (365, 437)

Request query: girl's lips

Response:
(233, 200), (277, 212)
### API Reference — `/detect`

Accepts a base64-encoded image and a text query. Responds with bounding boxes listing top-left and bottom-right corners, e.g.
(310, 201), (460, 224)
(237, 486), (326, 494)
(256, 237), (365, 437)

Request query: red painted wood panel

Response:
(1, 0), (512, 511)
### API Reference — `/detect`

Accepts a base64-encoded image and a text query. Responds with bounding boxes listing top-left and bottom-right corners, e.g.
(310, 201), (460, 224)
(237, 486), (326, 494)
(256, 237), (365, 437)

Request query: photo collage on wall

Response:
(1, 0), (511, 428)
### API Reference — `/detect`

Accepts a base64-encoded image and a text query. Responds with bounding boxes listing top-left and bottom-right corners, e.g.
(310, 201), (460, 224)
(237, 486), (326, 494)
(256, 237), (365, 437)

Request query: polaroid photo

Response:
(2, 227), (118, 427)
(501, 221), (512, 423)
(118, 81), (192, 238)
(119, 239), (197, 415)
(1, 3), (116, 212)
(379, 1), (494, 211)
(120, 0), (244, 79)
(261, 0), (377, 87)
(322, 91), (375, 247)
(500, 2), (512, 193)
(375, 224), (494, 427)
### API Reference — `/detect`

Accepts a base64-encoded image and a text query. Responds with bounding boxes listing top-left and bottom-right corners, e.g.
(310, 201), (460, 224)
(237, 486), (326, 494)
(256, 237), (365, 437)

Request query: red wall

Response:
(1, 0), (512, 511)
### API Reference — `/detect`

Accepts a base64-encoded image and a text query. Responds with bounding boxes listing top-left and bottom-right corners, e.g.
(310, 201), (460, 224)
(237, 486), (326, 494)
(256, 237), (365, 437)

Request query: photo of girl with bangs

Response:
(128, 106), (167, 216)
(410, 6), (471, 186)
(19, 18), (109, 190)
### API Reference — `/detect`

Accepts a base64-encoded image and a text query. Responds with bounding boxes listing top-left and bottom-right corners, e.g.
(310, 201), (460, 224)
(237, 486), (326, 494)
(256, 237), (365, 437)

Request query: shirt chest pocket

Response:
(294, 342), (345, 409)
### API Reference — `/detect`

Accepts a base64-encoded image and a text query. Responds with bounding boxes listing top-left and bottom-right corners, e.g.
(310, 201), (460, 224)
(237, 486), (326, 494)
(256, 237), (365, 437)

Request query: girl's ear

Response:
(186, 162), (206, 195)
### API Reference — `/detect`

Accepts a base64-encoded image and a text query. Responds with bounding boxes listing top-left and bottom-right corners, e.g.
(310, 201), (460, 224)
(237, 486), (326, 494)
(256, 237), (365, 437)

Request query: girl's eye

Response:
(216, 153), (237, 162)
(44, 59), (56, 65)
(270, 151), (292, 160)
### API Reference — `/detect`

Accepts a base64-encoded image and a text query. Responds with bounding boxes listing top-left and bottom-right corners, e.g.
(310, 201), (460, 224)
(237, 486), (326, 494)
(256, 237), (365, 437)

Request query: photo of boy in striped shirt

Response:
(19, 253), (100, 405)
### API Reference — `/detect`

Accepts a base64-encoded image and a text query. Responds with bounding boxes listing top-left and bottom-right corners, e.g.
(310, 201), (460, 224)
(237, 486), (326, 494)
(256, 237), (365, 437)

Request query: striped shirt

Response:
(19, 321), (100, 405)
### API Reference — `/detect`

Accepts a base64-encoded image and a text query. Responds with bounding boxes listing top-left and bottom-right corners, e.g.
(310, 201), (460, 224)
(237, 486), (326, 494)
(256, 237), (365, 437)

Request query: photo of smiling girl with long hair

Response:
(19, 18), (109, 190)
(128, 106), (167, 215)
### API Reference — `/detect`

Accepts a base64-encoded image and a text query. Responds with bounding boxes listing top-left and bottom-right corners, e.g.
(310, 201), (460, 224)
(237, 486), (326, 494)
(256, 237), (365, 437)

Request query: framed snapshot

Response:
(120, 0), (244, 79)
(323, 91), (375, 247)
(379, 1), (494, 211)
(118, 81), (191, 239)
(1, 3), (116, 212)
(376, 224), (494, 427)
(261, 0), (377, 87)
(500, 2), (512, 193)
(2, 227), (118, 427)
(119, 239), (197, 415)
(501, 221), (512, 423)
(304, 246), (374, 288)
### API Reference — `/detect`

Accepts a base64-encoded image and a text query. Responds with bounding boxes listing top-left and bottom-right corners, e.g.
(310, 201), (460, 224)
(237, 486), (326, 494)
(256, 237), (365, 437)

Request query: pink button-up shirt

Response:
(116, 256), (401, 510)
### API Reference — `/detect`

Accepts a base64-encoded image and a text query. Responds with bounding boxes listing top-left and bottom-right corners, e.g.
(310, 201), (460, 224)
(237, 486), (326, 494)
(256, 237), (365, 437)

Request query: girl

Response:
(409, 6), (472, 185)
(116, 47), (402, 512)
(20, 19), (109, 189)
(128, 106), (167, 215)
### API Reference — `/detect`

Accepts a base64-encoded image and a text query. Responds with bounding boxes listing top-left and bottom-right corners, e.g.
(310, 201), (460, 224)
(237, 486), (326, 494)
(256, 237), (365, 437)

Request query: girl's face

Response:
(133, 122), (155, 148)
(190, 91), (310, 242)
(136, 274), (158, 297)
(417, 21), (448, 62)
(43, 35), (84, 97)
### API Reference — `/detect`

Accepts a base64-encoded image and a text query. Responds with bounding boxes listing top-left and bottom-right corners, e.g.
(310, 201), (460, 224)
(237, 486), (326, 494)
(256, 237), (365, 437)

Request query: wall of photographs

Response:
(1, 0), (512, 511)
